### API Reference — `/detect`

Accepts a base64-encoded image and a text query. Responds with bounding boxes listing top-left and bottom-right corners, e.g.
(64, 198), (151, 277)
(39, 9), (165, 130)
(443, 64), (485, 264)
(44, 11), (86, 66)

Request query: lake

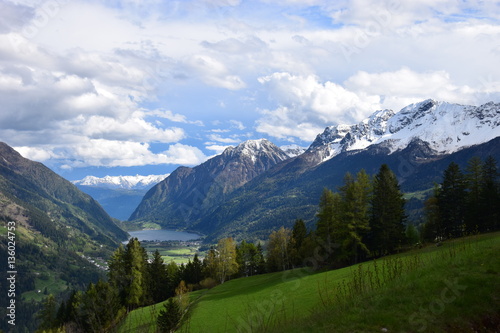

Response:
(127, 229), (201, 242)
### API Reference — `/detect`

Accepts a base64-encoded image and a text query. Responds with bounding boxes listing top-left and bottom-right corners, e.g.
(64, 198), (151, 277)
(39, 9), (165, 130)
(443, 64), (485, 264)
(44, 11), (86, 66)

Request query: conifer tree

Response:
(423, 185), (442, 241)
(125, 238), (148, 309)
(290, 219), (307, 266)
(465, 156), (483, 233)
(316, 188), (342, 263)
(480, 156), (500, 231)
(369, 164), (406, 256)
(438, 162), (466, 237)
(38, 294), (57, 331)
(148, 250), (169, 303)
(339, 170), (371, 264)
(157, 298), (181, 333)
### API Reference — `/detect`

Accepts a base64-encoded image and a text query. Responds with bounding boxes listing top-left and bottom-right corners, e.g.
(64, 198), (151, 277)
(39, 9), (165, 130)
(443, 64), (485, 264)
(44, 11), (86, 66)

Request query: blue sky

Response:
(1, 0), (499, 180)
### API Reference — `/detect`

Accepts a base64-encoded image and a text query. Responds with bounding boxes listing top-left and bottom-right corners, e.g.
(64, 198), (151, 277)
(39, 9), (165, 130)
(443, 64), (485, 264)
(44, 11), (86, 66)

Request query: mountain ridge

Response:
(128, 139), (290, 227)
(308, 100), (500, 164)
(127, 100), (500, 241)
(73, 174), (169, 190)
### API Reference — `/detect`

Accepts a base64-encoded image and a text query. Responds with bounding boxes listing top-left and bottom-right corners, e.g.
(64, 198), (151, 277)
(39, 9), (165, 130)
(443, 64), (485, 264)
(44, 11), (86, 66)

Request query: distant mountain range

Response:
(128, 100), (500, 241)
(73, 174), (169, 190)
(73, 174), (169, 221)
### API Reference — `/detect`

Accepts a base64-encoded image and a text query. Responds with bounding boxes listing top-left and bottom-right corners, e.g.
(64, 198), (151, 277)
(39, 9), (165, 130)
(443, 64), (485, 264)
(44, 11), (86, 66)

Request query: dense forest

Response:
(37, 157), (499, 332)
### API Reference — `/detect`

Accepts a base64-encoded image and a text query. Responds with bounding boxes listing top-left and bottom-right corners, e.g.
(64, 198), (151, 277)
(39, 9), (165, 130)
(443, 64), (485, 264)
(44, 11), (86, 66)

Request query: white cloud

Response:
(53, 140), (209, 168)
(2, 0), (500, 173)
(207, 134), (240, 143)
(205, 144), (230, 154)
(256, 72), (380, 141)
(229, 120), (245, 130)
(345, 68), (500, 110)
(185, 54), (246, 90)
(256, 68), (500, 142)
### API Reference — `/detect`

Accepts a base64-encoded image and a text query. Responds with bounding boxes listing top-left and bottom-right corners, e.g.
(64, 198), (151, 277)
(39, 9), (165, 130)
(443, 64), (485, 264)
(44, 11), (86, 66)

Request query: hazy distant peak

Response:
(73, 174), (169, 190)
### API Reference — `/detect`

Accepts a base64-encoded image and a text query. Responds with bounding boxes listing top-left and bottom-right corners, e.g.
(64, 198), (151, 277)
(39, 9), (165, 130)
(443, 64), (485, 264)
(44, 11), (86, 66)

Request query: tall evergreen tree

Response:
(316, 188), (342, 263)
(125, 238), (148, 309)
(289, 219), (307, 267)
(369, 164), (406, 256)
(37, 294), (57, 331)
(339, 170), (372, 264)
(148, 250), (169, 303)
(465, 156), (483, 233)
(480, 156), (500, 231)
(157, 298), (181, 333)
(423, 185), (442, 241)
(438, 162), (467, 238)
(108, 244), (128, 305)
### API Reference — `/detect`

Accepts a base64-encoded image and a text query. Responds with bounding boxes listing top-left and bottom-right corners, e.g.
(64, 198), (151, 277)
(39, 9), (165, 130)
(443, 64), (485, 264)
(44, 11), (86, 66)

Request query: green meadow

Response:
(119, 232), (499, 333)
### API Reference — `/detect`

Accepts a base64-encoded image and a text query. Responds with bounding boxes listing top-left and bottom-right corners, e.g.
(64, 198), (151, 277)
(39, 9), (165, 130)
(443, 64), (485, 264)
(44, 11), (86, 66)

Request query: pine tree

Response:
(37, 294), (57, 331)
(125, 238), (148, 309)
(465, 156), (483, 233)
(339, 170), (371, 264)
(438, 162), (467, 238)
(108, 244), (127, 305)
(480, 156), (500, 231)
(290, 219), (307, 267)
(369, 164), (406, 256)
(316, 188), (342, 263)
(157, 298), (181, 333)
(148, 250), (169, 303)
(423, 185), (442, 241)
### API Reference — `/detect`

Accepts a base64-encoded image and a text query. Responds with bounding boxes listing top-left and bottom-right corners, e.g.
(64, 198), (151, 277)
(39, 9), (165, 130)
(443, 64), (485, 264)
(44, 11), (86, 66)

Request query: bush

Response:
(199, 277), (218, 290)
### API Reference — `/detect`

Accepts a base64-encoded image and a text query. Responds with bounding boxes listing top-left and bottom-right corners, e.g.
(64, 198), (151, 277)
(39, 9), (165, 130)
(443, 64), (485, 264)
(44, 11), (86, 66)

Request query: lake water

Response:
(127, 229), (201, 242)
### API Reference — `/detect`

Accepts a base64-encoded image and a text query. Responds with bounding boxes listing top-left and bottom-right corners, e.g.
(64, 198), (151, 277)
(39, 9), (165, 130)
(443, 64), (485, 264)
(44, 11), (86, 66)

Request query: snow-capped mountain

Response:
(129, 139), (289, 225)
(73, 174), (169, 190)
(281, 144), (307, 157)
(308, 100), (500, 163)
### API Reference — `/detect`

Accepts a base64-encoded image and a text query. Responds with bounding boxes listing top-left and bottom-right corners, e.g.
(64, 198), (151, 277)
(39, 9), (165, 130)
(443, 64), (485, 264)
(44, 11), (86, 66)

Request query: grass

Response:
(117, 290), (206, 333)
(22, 272), (69, 302)
(119, 232), (500, 333)
(143, 244), (202, 264)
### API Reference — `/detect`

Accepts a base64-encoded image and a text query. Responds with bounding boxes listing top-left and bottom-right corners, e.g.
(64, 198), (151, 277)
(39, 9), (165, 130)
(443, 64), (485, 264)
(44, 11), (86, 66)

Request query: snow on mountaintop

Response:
(281, 144), (307, 158)
(73, 174), (169, 190)
(309, 100), (500, 162)
(224, 139), (290, 163)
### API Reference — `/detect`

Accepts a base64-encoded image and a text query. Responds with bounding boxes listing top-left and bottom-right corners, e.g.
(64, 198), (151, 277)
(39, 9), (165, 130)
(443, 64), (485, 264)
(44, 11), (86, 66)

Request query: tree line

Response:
(422, 156), (499, 241)
(265, 164), (407, 272)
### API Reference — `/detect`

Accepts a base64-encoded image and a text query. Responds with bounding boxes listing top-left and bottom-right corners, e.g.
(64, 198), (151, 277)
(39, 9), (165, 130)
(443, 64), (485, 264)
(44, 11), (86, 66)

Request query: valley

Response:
(0, 98), (499, 331)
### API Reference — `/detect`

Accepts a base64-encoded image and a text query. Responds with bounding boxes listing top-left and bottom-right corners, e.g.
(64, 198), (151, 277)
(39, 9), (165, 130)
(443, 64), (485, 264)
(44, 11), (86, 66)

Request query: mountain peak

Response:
(223, 138), (289, 163)
(73, 174), (169, 190)
(307, 100), (500, 164)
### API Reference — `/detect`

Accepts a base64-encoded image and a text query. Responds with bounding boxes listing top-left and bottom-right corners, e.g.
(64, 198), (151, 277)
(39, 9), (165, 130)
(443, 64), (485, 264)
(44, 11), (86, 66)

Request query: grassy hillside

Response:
(120, 232), (499, 333)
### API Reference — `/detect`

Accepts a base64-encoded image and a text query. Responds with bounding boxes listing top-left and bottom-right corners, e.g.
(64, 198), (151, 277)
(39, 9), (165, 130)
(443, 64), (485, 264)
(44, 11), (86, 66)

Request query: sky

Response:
(1, 0), (499, 181)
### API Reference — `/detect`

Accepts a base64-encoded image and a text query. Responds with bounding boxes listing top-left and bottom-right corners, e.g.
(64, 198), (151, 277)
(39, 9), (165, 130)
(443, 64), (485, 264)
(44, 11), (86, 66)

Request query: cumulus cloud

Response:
(255, 68), (500, 142)
(207, 134), (240, 143)
(185, 54), (246, 90)
(256, 72), (380, 141)
(16, 140), (209, 168)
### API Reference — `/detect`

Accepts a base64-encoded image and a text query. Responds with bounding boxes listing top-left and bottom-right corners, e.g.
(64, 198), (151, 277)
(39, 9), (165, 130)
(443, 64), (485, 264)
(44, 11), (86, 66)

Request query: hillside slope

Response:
(0, 142), (128, 331)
